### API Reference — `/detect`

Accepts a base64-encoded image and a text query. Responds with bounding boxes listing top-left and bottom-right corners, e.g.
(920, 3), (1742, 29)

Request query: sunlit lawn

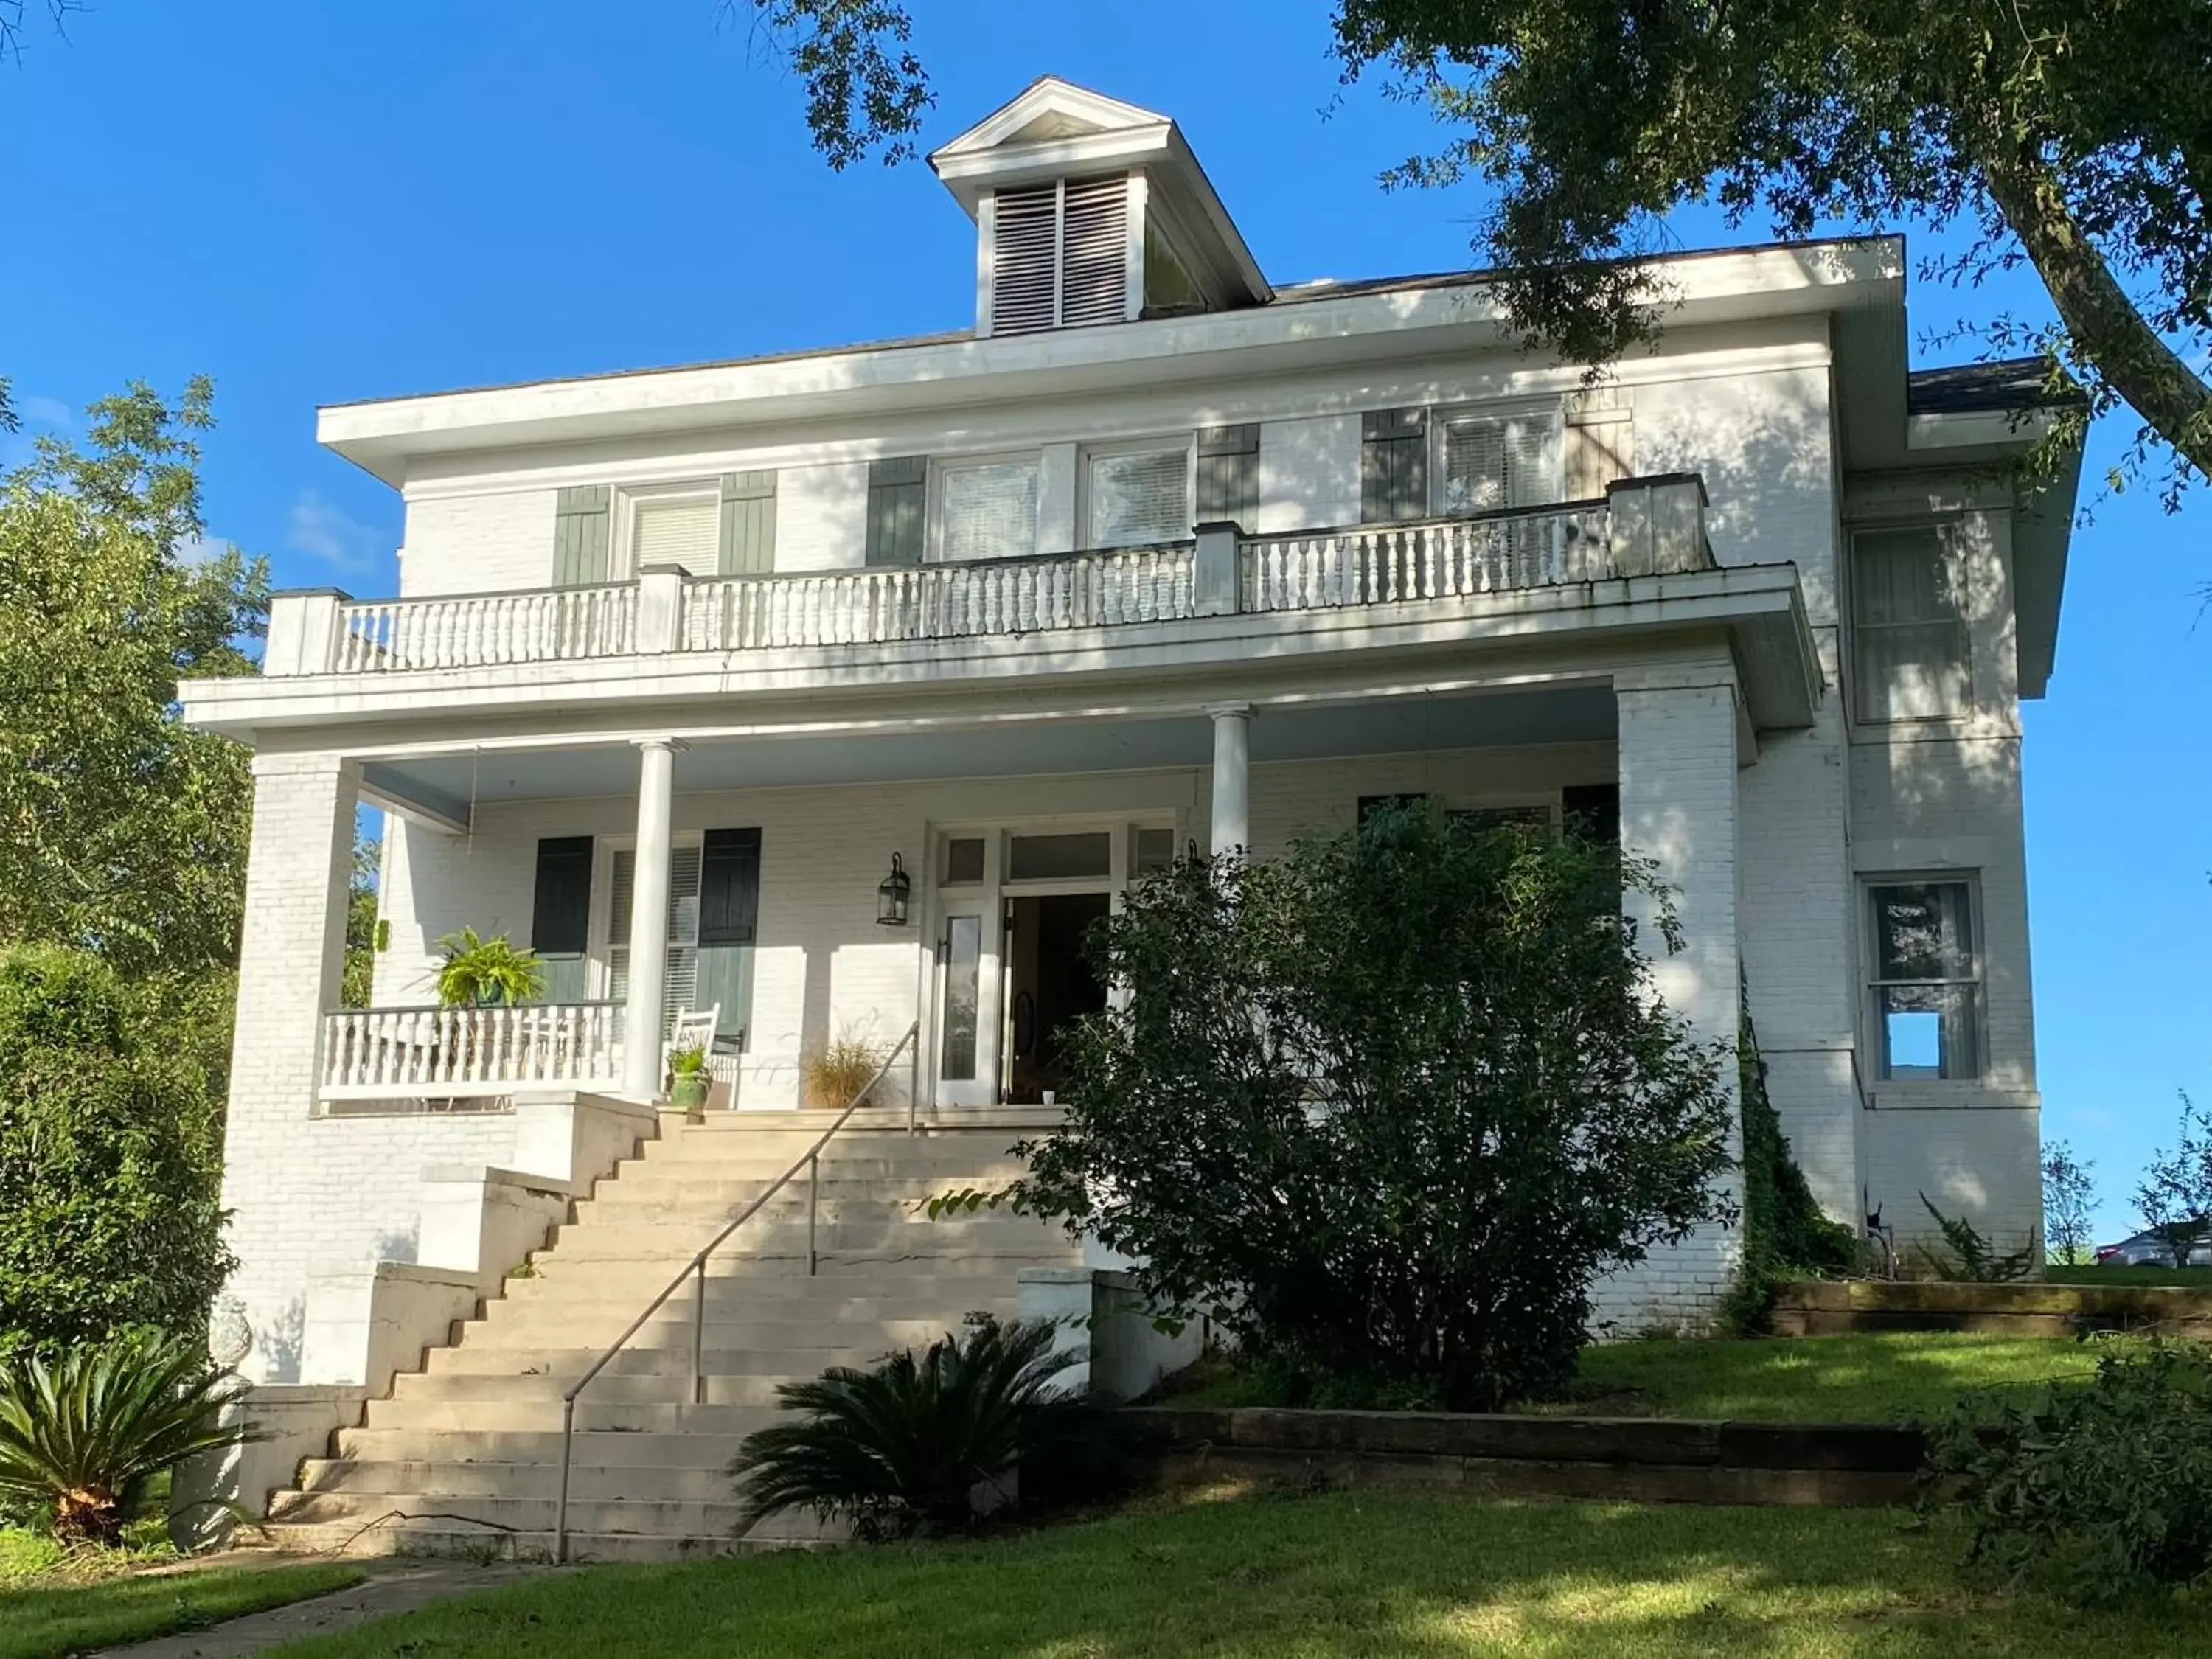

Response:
(0, 1526), (361, 1659)
(1565, 1332), (2101, 1422)
(265, 1489), (2208, 1658)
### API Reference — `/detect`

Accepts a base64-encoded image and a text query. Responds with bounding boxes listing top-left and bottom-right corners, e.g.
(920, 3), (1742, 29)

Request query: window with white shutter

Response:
(936, 458), (1041, 562)
(608, 844), (704, 1034)
(988, 175), (1131, 335)
(1440, 412), (1561, 515)
(625, 490), (720, 576)
(1085, 445), (1189, 546)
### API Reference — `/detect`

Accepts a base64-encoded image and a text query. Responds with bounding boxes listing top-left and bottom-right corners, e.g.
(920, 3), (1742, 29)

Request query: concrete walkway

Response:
(93, 1560), (560, 1658)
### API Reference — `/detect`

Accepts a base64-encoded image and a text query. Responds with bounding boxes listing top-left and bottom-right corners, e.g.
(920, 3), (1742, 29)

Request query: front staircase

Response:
(261, 1114), (1080, 1560)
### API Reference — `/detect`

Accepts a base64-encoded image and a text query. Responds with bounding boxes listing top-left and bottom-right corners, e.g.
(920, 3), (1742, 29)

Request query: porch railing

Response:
(274, 474), (1714, 678)
(682, 540), (1194, 652)
(318, 1002), (625, 1100)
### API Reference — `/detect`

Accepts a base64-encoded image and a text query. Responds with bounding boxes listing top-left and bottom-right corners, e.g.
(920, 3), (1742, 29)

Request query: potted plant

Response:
(668, 1042), (712, 1117)
(434, 928), (546, 1008)
(801, 1033), (890, 1110)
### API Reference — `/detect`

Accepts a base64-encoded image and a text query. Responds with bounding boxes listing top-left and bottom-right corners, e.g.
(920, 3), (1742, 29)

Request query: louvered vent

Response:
(990, 182), (1060, 335)
(1059, 175), (1129, 327)
(988, 174), (1131, 335)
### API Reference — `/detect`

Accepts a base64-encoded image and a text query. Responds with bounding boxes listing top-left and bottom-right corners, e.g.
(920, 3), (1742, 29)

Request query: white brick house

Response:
(181, 78), (2079, 1396)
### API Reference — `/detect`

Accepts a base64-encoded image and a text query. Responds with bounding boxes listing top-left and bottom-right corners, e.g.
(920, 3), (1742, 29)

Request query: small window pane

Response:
(1133, 827), (1175, 874)
(1869, 880), (1981, 1081)
(632, 495), (720, 571)
(939, 915), (981, 1081)
(939, 460), (1040, 563)
(942, 837), (984, 886)
(1873, 883), (1973, 981)
(1007, 832), (1111, 882)
(1089, 448), (1189, 547)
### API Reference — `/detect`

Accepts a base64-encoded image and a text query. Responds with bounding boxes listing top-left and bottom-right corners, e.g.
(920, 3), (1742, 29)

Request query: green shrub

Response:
(1927, 1339), (2212, 1602)
(0, 1326), (261, 1545)
(1916, 1194), (2037, 1282)
(730, 1318), (1098, 1540)
(0, 946), (233, 1365)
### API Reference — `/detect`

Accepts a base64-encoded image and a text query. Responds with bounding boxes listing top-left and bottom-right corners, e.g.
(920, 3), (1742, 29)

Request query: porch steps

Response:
(257, 1120), (1079, 1561)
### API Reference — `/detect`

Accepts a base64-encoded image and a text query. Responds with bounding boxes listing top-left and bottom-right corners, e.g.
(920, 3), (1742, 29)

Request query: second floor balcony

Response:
(206, 473), (1821, 740)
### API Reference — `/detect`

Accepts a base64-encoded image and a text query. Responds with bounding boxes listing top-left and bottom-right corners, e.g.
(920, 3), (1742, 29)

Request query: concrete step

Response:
(424, 1344), (903, 1377)
(299, 1458), (742, 1503)
(333, 1427), (758, 1467)
(574, 1179), (1023, 1215)
(538, 1217), (1069, 1262)
(504, 1258), (1054, 1294)
(265, 1488), (776, 1543)
(361, 1397), (782, 1434)
(566, 1194), (1001, 1228)
(260, 1515), (796, 1562)
(461, 1310), (1011, 1349)
(389, 1370), (801, 1406)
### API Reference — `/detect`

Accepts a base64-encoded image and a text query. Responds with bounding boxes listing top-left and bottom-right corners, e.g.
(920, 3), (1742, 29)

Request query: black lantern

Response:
(876, 853), (912, 927)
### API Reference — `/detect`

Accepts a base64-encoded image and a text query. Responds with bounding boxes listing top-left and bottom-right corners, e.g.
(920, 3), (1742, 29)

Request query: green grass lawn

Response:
(261, 1490), (2209, 1658)
(0, 1527), (361, 1659)
(1170, 1332), (2101, 1422)
(1562, 1332), (2100, 1422)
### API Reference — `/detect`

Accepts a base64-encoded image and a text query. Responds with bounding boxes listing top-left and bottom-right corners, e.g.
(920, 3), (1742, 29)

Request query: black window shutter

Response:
(699, 827), (762, 947)
(1562, 783), (1621, 848)
(1360, 408), (1427, 523)
(866, 457), (927, 566)
(1196, 424), (1259, 530)
(530, 836), (594, 955)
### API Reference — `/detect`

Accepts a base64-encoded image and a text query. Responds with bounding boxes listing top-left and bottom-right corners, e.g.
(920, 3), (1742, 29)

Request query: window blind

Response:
(1852, 527), (1970, 720)
(631, 495), (720, 572)
(938, 459), (1040, 562)
(1088, 448), (1189, 546)
(1442, 414), (1559, 514)
(608, 844), (704, 1030)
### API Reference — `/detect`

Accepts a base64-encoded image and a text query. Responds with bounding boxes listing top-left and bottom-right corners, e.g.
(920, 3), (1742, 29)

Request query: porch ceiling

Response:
(364, 685), (1618, 813)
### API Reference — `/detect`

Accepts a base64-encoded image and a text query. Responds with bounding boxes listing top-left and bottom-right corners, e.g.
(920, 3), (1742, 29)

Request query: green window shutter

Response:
(698, 827), (761, 946)
(866, 457), (928, 566)
(531, 836), (594, 954)
(717, 471), (777, 576)
(1196, 424), (1259, 530)
(1360, 408), (1427, 524)
(552, 486), (612, 586)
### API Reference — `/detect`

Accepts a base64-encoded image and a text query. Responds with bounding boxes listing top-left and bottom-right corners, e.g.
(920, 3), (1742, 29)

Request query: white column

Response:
(622, 737), (681, 1101)
(220, 752), (362, 1380)
(1604, 660), (1745, 1328)
(1207, 703), (1252, 857)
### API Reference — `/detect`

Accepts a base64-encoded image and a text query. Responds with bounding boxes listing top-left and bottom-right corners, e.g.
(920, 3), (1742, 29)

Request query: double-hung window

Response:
(616, 483), (720, 579)
(1438, 409), (1561, 515)
(936, 456), (1040, 563)
(1085, 442), (1191, 547)
(1867, 879), (1983, 1079)
(1852, 525), (1971, 721)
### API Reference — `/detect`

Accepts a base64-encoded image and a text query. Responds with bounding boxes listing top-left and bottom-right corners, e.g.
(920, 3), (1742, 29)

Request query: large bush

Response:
(0, 946), (234, 1363)
(1928, 1340), (2212, 1602)
(992, 808), (1736, 1413)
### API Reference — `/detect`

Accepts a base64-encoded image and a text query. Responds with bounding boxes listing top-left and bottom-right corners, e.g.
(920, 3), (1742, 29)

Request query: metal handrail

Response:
(551, 1021), (919, 1562)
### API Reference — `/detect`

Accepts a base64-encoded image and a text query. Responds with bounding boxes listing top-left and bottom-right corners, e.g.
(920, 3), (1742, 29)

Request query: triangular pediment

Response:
(931, 77), (1169, 161)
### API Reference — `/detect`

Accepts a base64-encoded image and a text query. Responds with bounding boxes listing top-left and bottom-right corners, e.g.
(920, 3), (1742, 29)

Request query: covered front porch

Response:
(292, 667), (1738, 1118)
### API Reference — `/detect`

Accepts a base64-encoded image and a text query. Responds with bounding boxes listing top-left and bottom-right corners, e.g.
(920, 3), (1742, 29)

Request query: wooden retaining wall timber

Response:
(1770, 1279), (2212, 1338)
(1118, 1407), (1926, 1507)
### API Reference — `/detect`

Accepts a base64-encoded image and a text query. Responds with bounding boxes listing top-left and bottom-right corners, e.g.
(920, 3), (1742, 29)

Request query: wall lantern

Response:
(877, 853), (912, 928)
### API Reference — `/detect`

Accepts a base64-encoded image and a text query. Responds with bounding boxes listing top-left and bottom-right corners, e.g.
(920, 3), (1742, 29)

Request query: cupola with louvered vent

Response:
(929, 77), (1271, 339)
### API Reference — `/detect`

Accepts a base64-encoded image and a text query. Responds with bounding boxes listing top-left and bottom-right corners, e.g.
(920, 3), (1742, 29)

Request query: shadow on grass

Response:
(260, 1489), (2199, 1659)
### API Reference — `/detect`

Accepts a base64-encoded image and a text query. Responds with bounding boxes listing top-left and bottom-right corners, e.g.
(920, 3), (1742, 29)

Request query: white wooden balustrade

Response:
(1239, 504), (1619, 615)
(681, 540), (1195, 652)
(319, 1004), (624, 1101)
(297, 490), (1714, 677)
(330, 585), (636, 672)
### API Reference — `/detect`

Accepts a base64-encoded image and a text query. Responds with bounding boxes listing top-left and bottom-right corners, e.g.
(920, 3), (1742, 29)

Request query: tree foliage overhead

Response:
(980, 810), (1736, 1413)
(731, 1), (2209, 505)
(0, 378), (268, 977)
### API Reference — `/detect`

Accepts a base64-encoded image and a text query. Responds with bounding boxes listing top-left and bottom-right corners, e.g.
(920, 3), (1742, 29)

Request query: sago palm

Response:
(730, 1317), (1094, 1540)
(0, 1327), (262, 1545)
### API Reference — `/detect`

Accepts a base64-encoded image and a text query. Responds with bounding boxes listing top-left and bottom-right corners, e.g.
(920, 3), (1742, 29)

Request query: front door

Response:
(1002, 891), (1111, 1105)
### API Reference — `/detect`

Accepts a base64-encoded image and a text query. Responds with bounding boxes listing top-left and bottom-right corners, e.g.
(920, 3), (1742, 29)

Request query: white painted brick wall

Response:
(398, 490), (558, 597)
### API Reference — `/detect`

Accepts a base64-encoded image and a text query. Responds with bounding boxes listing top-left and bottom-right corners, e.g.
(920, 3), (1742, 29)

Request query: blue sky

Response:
(3, 1), (2205, 1239)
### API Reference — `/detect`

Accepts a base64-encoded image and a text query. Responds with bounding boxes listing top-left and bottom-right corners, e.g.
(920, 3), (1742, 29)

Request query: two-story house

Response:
(178, 79), (2079, 1555)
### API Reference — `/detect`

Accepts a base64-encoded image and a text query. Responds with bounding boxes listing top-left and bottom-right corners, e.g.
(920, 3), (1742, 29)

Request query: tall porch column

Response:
(223, 751), (362, 1379)
(1611, 659), (1745, 1323)
(621, 737), (681, 1101)
(1207, 703), (1252, 857)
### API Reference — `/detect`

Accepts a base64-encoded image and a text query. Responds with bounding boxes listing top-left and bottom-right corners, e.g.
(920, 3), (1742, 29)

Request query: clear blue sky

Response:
(4, 1), (2205, 1240)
